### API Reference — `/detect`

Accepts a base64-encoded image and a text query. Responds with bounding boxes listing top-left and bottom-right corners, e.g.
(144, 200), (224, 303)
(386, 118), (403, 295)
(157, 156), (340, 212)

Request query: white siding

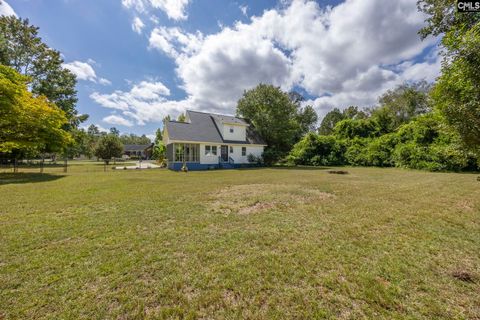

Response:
(200, 143), (221, 164)
(222, 124), (247, 141)
(199, 143), (264, 164)
(226, 145), (264, 164)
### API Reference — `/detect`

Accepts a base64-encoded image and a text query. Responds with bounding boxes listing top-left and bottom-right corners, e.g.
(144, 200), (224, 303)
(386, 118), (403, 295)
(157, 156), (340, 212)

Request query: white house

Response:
(163, 110), (266, 170)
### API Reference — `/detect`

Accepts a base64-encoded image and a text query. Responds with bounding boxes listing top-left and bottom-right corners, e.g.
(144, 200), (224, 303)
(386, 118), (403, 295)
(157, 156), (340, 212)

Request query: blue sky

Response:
(2, 0), (439, 139)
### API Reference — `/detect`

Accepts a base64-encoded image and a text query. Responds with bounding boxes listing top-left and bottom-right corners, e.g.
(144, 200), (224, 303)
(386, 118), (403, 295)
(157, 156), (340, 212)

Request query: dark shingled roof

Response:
(123, 144), (153, 151)
(165, 110), (266, 145)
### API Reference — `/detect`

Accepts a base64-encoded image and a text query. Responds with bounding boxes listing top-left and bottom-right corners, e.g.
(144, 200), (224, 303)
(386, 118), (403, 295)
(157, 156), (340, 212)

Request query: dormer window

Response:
(229, 127), (234, 133)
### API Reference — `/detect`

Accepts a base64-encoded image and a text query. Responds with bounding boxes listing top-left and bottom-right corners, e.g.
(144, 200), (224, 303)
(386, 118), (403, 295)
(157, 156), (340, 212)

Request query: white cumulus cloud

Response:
(132, 16), (145, 34)
(122, 0), (190, 21)
(94, 0), (441, 126)
(62, 60), (111, 86)
(91, 80), (186, 126)
(103, 115), (134, 127)
(146, 0), (439, 118)
(0, 0), (16, 17)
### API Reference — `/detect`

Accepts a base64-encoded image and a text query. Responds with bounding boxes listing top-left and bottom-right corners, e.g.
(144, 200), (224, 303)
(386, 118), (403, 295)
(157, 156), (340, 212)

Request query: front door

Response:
(221, 145), (228, 162)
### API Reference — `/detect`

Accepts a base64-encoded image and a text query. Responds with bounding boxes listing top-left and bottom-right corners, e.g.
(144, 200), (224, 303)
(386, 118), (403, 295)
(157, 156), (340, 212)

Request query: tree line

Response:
(234, 1), (480, 172)
(69, 125), (152, 161)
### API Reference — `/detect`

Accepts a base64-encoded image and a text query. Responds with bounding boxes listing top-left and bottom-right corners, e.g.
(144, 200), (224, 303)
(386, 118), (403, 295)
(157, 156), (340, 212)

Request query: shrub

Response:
(288, 133), (345, 166)
(364, 133), (398, 167)
(344, 138), (369, 166)
(286, 112), (478, 172)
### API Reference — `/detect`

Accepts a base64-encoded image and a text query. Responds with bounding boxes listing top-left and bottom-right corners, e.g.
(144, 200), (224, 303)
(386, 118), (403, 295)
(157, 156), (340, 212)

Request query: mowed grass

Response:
(0, 163), (479, 319)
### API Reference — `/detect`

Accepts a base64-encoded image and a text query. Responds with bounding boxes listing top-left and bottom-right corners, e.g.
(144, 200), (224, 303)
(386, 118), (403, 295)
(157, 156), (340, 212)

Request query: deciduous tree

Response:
(0, 16), (82, 128)
(418, 1), (480, 155)
(236, 84), (317, 164)
(0, 65), (71, 156)
(94, 134), (123, 165)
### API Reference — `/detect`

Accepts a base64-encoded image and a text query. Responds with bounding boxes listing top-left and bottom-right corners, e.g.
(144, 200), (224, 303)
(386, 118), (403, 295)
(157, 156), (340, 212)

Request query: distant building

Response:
(123, 144), (154, 160)
(163, 110), (266, 170)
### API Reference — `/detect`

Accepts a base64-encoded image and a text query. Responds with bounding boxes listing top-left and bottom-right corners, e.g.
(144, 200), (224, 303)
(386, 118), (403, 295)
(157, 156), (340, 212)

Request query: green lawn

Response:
(1, 163), (479, 319)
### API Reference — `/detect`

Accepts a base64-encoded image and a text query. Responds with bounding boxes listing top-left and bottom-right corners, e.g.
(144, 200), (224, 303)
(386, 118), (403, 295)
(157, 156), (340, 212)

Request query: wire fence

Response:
(0, 158), (143, 174)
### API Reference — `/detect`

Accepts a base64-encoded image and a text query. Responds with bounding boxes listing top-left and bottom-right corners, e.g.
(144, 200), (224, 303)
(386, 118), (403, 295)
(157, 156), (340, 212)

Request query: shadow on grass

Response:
(0, 173), (65, 185)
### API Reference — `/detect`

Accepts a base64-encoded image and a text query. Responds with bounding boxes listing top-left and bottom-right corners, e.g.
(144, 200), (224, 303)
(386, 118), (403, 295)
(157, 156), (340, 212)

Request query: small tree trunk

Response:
(63, 157), (67, 173)
(13, 158), (18, 173)
(40, 155), (44, 173)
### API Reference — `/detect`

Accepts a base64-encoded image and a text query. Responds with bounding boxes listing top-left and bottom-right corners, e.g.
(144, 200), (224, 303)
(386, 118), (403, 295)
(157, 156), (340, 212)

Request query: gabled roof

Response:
(165, 110), (266, 145)
(123, 144), (153, 151)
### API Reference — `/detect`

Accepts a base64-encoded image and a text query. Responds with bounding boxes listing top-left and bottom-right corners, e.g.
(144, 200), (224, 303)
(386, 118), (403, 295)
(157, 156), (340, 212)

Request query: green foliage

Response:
(431, 24), (480, 153)
(0, 65), (71, 156)
(364, 134), (398, 167)
(334, 118), (379, 139)
(177, 113), (186, 122)
(344, 138), (370, 166)
(318, 108), (344, 135)
(87, 124), (102, 136)
(392, 114), (475, 171)
(94, 134), (124, 164)
(0, 16), (81, 128)
(417, 0), (480, 39)
(236, 84), (318, 164)
(318, 106), (367, 135)
(155, 127), (163, 141)
(119, 134), (151, 145)
(152, 128), (166, 161)
(288, 133), (345, 166)
(247, 153), (263, 164)
(418, 1), (480, 154)
(67, 128), (92, 159)
(109, 127), (120, 136)
(289, 110), (478, 172)
(371, 81), (431, 133)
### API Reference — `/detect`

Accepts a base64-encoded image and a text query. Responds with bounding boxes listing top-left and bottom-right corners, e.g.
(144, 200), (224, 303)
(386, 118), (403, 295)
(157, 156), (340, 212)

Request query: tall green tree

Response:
(236, 84), (318, 164)
(343, 106), (367, 120)
(152, 128), (166, 161)
(319, 108), (345, 135)
(87, 124), (101, 136)
(177, 113), (186, 122)
(318, 106), (367, 135)
(109, 127), (120, 136)
(94, 134), (124, 165)
(0, 65), (71, 156)
(418, 1), (480, 154)
(417, 0), (480, 39)
(0, 16), (83, 128)
(372, 81), (431, 133)
(67, 128), (99, 159)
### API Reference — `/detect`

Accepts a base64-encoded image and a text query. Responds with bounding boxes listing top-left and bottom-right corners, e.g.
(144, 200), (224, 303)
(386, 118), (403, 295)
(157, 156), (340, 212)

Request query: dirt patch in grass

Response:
(451, 270), (476, 283)
(328, 170), (349, 175)
(209, 184), (333, 215)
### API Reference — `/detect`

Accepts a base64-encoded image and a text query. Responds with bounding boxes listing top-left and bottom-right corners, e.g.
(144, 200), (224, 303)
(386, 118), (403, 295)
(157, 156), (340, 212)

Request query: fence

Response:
(0, 158), (137, 174)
